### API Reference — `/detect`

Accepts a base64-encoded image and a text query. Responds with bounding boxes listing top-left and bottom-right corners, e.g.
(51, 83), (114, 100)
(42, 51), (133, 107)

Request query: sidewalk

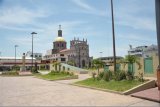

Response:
(131, 87), (160, 103)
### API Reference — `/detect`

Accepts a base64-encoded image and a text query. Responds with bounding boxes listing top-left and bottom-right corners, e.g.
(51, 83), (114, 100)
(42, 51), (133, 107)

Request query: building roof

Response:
(0, 57), (36, 60)
(54, 37), (66, 42)
(60, 49), (70, 53)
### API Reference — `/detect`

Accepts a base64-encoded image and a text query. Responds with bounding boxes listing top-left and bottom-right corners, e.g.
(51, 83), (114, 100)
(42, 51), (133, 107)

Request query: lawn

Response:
(35, 72), (78, 81)
(1, 71), (19, 76)
(75, 78), (146, 92)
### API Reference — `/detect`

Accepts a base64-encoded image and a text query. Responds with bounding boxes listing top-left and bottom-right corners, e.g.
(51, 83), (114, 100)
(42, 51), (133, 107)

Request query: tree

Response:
(92, 59), (105, 75)
(121, 55), (142, 72)
(67, 60), (75, 66)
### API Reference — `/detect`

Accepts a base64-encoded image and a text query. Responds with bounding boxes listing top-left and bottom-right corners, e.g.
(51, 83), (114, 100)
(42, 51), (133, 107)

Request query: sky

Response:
(0, 0), (157, 58)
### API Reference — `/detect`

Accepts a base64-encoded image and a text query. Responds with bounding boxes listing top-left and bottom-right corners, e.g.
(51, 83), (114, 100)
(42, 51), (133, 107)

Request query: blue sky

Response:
(0, 0), (157, 58)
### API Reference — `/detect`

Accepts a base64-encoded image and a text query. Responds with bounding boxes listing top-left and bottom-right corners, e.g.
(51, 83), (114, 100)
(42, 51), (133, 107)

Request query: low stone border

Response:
(72, 80), (156, 95)
(71, 83), (123, 95)
(123, 80), (156, 95)
(35, 75), (78, 81)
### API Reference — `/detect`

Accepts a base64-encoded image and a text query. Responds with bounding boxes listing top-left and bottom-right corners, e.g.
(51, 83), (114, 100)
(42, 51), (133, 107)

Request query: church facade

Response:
(43, 25), (92, 68)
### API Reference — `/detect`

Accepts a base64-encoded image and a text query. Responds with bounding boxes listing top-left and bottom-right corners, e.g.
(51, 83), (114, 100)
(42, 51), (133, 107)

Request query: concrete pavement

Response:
(0, 76), (159, 106)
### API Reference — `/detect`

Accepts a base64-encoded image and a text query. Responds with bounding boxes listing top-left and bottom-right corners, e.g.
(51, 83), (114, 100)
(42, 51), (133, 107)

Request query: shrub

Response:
(92, 72), (96, 80)
(103, 72), (110, 81)
(61, 71), (65, 74)
(108, 70), (113, 80)
(31, 67), (38, 73)
(138, 72), (144, 82)
(98, 72), (104, 80)
(119, 71), (126, 80)
(70, 72), (74, 76)
(2, 71), (19, 76)
(66, 72), (70, 75)
(96, 76), (101, 81)
(113, 70), (126, 81)
(126, 71), (134, 80)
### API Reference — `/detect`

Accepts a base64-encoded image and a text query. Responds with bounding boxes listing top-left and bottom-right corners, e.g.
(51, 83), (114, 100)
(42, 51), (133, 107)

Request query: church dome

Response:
(54, 37), (66, 42)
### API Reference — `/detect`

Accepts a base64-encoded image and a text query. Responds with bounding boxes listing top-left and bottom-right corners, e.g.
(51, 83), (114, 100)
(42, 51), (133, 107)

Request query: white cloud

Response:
(71, 0), (94, 11)
(0, 6), (48, 25)
(114, 0), (156, 31)
(71, 0), (107, 16)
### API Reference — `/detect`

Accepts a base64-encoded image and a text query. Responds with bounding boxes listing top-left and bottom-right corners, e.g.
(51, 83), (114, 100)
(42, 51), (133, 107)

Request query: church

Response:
(43, 25), (92, 68)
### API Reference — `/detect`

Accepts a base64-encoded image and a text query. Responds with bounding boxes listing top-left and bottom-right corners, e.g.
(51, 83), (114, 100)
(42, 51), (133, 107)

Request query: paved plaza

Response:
(0, 76), (160, 106)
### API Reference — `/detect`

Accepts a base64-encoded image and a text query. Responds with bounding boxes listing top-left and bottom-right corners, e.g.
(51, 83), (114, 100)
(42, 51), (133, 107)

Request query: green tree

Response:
(67, 60), (75, 66)
(121, 55), (142, 72)
(92, 59), (105, 75)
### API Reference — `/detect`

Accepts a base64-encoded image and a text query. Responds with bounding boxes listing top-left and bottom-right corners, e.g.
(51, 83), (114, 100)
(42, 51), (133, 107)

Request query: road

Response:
(0, 76), (159, 106)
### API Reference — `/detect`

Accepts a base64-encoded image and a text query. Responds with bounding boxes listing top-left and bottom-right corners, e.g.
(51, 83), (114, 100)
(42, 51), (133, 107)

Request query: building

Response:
(0, 56), (37, 71)
(128, 45), (148, 57)
(26, 51), (42, 60)
(43, 25), (92, 68)
(128, 45), (158, 58)
(98, 56), (123, 65)
(143, 44), (158, 58)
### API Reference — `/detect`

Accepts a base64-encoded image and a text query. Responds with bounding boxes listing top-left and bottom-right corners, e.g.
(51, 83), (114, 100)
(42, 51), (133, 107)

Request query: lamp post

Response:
(111, 0), (116, 72)
(31, 32), (37, 71)
(155, 0), (160, 91)
(15, 45), (18, 68)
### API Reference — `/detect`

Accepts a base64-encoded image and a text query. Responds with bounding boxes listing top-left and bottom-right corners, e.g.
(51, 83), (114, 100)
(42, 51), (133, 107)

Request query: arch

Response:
(82, 60), (85, 68)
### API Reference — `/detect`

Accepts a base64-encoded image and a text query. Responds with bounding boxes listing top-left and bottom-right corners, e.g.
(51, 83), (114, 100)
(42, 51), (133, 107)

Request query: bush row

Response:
(51, 70), (74, 76)
(92, 70), (143, 82)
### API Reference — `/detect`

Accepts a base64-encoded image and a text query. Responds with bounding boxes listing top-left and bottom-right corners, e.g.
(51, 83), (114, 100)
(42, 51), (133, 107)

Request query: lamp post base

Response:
(157, 65), (160, 90)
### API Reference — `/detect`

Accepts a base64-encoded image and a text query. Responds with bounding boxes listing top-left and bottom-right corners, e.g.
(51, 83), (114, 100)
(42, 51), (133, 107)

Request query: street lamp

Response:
(15, 45), (18, 68)
(155, 0), (160, 90)
(111, 0), (116, 72)
(31, 32), (37, 70)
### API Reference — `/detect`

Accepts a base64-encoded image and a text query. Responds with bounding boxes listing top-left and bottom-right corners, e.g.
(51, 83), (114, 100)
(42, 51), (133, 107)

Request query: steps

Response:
(61, 63), (89, 74)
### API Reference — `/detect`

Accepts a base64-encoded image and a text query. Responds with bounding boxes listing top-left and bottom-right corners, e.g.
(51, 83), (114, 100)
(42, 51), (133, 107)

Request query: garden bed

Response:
(0, 71), (19, 76)
(35, 71), (78, 81)
(74, 78), (147, 92)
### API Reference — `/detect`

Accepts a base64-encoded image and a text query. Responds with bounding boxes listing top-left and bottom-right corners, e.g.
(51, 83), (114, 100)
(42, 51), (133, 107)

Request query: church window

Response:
(57, 44), (59, 47)
(62, 44), (64, 47)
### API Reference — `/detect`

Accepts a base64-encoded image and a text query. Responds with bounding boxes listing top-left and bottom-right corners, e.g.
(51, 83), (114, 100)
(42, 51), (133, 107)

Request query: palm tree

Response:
(92, 59), (105, 75)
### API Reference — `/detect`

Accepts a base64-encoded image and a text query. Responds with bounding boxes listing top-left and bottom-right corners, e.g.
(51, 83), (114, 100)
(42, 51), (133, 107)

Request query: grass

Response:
(75, 78), (146, 92)
(1, 71), (19, 76)
(35, 72), (78, 81)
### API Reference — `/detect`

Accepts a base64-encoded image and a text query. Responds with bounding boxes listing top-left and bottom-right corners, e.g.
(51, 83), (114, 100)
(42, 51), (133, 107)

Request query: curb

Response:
(71, 83), (123, 95)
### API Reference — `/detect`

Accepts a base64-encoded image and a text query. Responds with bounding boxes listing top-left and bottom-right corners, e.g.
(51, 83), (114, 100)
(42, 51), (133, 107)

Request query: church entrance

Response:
(82, 60), (85, 68)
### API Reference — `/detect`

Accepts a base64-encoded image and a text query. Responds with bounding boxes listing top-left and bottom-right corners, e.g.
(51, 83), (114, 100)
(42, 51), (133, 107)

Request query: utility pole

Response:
(155, 0), (160, 91)
(111, 0), (116, 72)
(15, 45), (18, 69)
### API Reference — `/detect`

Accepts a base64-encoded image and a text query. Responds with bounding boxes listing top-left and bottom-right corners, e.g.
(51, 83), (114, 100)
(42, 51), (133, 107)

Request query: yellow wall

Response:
(108, 54), (159, 77)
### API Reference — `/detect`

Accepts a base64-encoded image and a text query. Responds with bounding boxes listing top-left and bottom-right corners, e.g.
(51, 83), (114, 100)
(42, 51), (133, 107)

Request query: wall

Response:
(108, 54), (159, 77)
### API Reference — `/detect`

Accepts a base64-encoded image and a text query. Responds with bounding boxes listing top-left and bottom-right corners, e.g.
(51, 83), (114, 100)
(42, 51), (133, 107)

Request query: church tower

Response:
(53, 25), (67, 53)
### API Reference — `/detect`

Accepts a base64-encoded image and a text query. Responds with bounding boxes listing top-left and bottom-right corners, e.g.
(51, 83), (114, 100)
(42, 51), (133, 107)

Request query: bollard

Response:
(157, 65), (160, 90)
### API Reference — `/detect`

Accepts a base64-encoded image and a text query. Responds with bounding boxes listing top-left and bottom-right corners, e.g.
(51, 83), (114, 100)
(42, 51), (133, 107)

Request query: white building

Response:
(26, 51), (42, 60)
(0, 56), (37, 71)
(143, 44), (158, 58)
(128, 45), (148, 57)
